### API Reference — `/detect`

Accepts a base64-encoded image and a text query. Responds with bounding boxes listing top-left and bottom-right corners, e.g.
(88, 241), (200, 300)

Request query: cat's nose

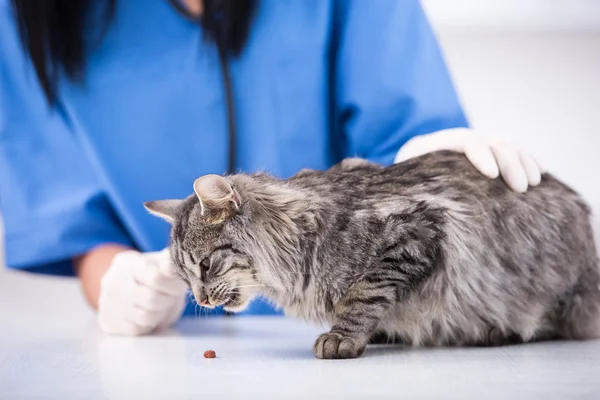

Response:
(199, 294), (210, 306)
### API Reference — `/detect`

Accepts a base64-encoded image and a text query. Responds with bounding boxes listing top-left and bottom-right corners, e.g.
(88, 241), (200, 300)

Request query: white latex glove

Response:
(394, 128), (544, 193)
(98, 249), (188, 336)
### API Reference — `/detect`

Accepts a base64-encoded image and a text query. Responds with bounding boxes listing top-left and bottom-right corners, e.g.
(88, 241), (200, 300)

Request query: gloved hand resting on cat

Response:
(97, 128), (543, 336)
(395, 128), (544, 193)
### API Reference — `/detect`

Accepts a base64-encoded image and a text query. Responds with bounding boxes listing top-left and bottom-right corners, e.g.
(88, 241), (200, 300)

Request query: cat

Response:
(145, 150), (600, 359)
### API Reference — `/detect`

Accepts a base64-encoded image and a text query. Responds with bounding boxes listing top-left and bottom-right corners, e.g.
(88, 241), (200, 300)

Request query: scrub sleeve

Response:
(335, 0), (468, 165)
(0, 17), (132, 275)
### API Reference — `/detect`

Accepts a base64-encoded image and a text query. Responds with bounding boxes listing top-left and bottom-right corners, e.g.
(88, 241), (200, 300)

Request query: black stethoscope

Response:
(170, 0), (238, 316)
(169, 0), (237, 175)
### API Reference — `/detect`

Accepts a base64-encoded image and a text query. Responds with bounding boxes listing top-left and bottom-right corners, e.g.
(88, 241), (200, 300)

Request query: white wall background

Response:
(422, 0), (600, 31)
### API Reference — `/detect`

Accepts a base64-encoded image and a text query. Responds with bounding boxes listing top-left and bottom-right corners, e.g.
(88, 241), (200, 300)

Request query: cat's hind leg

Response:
(555, 278), (600, 340)
(472, 328), (525, 347)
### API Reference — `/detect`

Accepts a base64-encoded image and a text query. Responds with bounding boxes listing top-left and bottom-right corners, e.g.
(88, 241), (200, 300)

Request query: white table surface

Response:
(1, 269), (600, 400)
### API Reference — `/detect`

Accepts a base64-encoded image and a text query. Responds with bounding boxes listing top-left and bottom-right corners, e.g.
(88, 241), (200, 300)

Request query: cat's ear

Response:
(144, 199), (183, 224)
(193, 174), (241, 220)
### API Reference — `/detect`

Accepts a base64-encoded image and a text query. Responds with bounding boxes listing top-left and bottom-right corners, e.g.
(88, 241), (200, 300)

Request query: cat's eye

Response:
(200, 257), (211, 270)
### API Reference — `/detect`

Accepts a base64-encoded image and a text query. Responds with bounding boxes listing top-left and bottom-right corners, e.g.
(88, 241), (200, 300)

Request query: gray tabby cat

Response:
(145, 151), (600, 359)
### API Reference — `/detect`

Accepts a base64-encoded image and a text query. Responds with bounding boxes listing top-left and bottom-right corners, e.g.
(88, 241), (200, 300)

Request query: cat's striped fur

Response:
(146, 151), (600, 359)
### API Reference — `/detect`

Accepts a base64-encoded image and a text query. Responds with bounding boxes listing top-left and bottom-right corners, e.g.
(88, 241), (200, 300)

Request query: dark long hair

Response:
(10, 0), (257, 106)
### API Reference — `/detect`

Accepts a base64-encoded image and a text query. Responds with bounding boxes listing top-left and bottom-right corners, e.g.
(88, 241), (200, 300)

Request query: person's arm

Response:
(74, 244), (132, 310)
(334, 0), (541, 192)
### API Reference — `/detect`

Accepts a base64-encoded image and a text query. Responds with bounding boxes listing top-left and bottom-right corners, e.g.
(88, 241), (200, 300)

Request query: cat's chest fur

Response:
(262, 275), (343, 324)
(257, 201), (444, 325)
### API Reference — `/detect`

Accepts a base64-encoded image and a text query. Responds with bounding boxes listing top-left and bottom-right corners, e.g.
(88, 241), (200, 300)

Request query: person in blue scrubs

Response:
(0, 0), (542, 335)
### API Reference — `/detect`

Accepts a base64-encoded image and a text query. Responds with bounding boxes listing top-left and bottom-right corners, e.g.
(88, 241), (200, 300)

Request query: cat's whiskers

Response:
(234, 283), (293, 291)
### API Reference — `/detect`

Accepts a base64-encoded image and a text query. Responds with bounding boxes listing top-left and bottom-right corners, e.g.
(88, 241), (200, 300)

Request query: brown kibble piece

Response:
(203, 350), (216, 359)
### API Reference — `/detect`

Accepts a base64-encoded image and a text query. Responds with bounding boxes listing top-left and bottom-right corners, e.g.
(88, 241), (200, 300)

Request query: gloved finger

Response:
(394, 139), (430, 164)
(534, 156), (547, 174)
(464, 137), (500, 179)
(103, 295), (162, 331)
(157, 296), (187, 331)
(491, 143), (529, 193)
(154, 249), (180, 277)
(519, 152), (542, 186)
(98, 294), (155, 335)
(98, 313), (149, 336)
(128, 306), (164, 330)
(394, 129), (472, 164)
(121, 275), (177, 312)
(130, 258), (189, 297)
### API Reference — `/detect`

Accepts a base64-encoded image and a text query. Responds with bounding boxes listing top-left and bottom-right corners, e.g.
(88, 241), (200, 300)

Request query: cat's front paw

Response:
(313, 332), (365, 359)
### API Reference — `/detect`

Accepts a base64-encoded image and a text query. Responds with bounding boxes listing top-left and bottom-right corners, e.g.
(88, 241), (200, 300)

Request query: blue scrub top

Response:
(0, 0), (468, 316)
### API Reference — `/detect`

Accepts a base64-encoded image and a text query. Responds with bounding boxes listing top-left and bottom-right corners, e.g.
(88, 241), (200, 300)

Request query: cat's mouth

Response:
(224, 293), (239, 307)
(223, 292), (247, 312)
